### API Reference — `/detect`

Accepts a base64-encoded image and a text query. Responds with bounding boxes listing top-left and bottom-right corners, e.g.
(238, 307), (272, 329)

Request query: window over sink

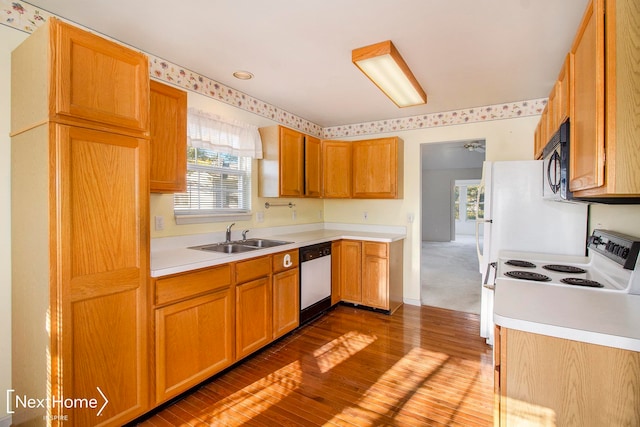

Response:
(174, 109), (262, 224)
(174, 148), (252, 221)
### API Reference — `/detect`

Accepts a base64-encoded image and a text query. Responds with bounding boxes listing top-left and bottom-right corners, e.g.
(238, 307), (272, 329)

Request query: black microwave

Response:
(542, 119), (572, 201)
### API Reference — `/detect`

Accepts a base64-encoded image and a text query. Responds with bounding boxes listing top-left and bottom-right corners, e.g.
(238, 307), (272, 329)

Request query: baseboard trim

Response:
(403, 298), (421, 306)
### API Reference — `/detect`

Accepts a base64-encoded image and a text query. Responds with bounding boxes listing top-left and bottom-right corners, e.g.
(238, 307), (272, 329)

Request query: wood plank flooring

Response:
(135, 304), (494, 426)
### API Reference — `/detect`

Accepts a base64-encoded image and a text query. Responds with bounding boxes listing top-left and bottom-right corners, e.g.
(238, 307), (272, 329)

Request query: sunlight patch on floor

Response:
(325, 347), (450, 426)
(197, 360), (303, 424)
(312, 330), (377, 373)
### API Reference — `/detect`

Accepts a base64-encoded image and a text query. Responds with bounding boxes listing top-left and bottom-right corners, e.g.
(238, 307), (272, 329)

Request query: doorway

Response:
(420, 140), (485, 314)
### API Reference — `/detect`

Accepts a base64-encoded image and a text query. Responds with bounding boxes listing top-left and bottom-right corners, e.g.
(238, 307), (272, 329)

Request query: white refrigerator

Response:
(476, 160), (588, 345)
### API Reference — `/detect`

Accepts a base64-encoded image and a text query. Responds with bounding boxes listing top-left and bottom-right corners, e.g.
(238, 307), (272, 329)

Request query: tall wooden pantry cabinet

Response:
(11, 18), (150, 426)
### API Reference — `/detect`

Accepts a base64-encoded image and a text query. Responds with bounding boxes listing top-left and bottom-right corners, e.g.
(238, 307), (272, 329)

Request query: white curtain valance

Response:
(187, 108), (263, 159)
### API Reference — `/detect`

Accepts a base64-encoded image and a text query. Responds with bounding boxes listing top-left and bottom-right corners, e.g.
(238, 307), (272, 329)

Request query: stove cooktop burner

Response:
(560, 278), (604, 288)
(505, 260), (536, 268)
(505, 271), (551, 281)
(543, 264), (587, 274)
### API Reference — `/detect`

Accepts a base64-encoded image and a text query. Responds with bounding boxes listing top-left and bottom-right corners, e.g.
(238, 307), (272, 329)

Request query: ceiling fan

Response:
(463, 141), (485, 153)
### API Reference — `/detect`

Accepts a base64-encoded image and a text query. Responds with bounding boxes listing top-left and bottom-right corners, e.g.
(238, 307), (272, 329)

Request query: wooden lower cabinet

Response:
(155, 288), (233, 403)
(272, 250), (300, 339)
(236, 277), (273, 359)
(341, 240), (363, 303)
(495, 326), (640, 426)
(338, 239), (403, 312)
(331, 241), (343, 305)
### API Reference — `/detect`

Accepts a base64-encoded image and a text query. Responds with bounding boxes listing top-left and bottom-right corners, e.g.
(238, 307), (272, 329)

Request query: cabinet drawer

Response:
(235, 256), (271, 283)
(273, 250), (299, 273)
(364, 242), (388, 258)
(155, 265), (231, 306)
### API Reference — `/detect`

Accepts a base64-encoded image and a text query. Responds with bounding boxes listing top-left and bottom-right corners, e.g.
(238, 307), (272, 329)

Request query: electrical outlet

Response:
(292, 210), (297, 220)
(256, 211), (264, 223)
(407, 213), (414, 223)
(154, 215), (164, 231)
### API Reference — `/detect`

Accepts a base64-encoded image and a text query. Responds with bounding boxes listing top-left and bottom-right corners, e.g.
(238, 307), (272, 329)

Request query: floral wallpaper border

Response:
(322, 98), (548, 138)
(2, 0), (546, 139)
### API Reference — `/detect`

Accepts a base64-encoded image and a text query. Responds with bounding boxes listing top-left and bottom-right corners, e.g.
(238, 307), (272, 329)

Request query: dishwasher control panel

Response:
(300, 242), (331, 261)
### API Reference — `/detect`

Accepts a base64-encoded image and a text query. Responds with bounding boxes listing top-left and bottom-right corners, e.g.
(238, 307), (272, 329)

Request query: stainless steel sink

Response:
(189, 243), (259, 253)
(240, 238), (292, 248)
(189, 238), (292, 254)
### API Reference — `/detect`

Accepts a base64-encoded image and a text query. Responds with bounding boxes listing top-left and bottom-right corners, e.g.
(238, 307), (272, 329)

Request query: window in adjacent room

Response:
(453, 180), (483, 222)
(174, 109), (262, 224)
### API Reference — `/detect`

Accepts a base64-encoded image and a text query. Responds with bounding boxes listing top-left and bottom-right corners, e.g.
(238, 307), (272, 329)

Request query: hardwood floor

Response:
(136, 304), (494, 426)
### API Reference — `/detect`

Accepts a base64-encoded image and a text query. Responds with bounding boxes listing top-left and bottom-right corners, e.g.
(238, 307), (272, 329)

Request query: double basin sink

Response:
(189, 238), (292, 254)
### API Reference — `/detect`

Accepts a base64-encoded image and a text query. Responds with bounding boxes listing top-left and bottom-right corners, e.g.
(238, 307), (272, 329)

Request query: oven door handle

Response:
(483, 262), (497, 290)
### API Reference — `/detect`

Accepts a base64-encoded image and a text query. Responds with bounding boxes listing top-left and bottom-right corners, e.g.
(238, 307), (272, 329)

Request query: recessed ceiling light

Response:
(233, 70), (254, 80)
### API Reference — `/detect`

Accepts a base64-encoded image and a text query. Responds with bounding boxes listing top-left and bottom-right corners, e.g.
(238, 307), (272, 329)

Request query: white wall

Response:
(1, 25), (29, 424)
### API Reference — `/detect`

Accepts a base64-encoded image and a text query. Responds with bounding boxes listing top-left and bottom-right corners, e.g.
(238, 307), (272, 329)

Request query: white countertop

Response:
(151, 223), (406, 277)
(494, 279), (640, 351)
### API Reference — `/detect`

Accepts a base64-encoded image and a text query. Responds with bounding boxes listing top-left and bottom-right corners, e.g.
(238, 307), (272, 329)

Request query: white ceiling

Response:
(28, 0), (589, 128)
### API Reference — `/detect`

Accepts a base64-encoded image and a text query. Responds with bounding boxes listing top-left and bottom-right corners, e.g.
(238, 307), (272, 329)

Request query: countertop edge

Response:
(151, 229), (406, 278)
(494, 312), (640, 352)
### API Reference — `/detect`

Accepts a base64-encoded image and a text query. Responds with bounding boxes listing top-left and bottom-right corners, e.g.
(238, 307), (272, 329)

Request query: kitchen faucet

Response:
(225, 223), (235, 243)
(242, 229), (250, 240)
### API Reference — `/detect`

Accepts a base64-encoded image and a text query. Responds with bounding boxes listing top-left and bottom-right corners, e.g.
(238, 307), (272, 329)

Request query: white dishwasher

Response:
(299, 242), (332, 325)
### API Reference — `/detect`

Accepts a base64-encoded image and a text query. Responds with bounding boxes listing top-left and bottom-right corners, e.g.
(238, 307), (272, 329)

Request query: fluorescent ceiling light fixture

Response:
(352, 40), (427, 108)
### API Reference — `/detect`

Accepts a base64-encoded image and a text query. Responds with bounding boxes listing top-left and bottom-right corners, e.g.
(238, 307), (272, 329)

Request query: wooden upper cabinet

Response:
(304, 135), (323, 197)
(11, 17), (149, 136)
(279, 126), (305, 197)
(569, 0), (606, 193)
(150, 80), (187, 193)
(259, 125), (321, 197)
(570, 0), (640, 198)
(323, 140), (352, 198)
(557, 54), (571, 125)
(352, 137), (404, 199)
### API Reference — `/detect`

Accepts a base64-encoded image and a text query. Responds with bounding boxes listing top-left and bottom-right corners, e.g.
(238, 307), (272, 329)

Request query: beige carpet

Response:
(421, 235), (482, 314)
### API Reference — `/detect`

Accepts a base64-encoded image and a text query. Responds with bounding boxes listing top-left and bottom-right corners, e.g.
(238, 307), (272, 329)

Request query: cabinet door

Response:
(352, 137), (402, 198)
(155, 288), (233, 403)
(502, 328), (640, 426)
(236, 277), (273, 359)
(340, 240), (362, 303)
(569, 0), (605, 192)
(557, 54), (571, 125)
(362, 242), (389, 310)
(323, 141), (352, 198)
(305, 135), (323, 197)
(53, 18), (149, 133)
(150, 80), (187, 193)
(57, 124), (149, 425)
(279, 126), (305, 197)
(273, 269), (300, 339)
(331, 241), (342, 305)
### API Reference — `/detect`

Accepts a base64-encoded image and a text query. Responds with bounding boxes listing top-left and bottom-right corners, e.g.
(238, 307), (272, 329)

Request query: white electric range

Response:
(496, 229), (640, 294)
